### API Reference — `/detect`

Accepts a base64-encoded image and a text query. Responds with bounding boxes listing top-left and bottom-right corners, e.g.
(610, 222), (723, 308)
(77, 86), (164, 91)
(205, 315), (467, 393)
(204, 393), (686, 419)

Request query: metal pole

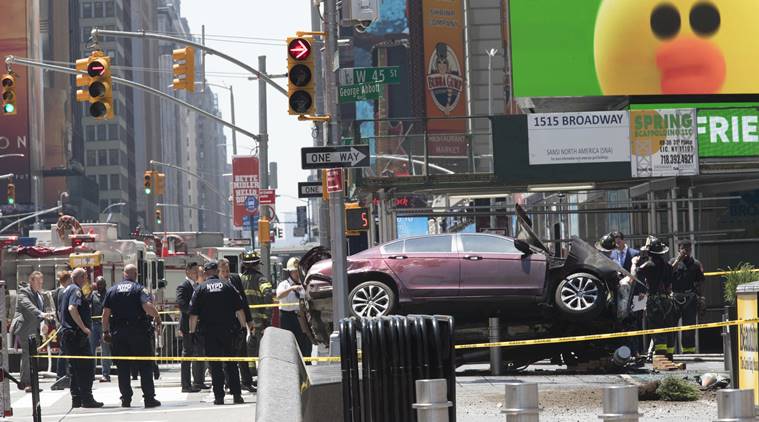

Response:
(689, 187), (699, 353)
(599, 385), (640, 422)
(258, 55), (271, 283)
(230, 85), (238, 155)
(29, 335), (41, 422)
(5, 56), (259, 141)
(412, 379), (453, 422)
(311, 0), (329, 249)
(489, 317), (503, 376)
(0, 205), (62, 234)
(502, 382), (539, 422)
(715, 389), (755, 422)
(324, 0), (349, 357)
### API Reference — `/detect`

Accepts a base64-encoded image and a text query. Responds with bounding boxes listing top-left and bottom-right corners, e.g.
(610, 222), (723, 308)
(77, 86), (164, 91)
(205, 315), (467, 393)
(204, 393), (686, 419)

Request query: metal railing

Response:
(156, 320), (182, 365)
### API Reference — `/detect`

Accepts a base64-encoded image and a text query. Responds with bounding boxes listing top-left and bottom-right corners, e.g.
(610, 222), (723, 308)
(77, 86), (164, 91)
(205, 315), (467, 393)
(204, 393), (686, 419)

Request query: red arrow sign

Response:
(288, 38), (311, 61)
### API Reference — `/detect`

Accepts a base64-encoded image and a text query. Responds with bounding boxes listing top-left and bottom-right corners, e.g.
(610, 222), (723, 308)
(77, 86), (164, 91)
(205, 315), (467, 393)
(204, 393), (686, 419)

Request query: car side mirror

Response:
(514, 239), (532, 257)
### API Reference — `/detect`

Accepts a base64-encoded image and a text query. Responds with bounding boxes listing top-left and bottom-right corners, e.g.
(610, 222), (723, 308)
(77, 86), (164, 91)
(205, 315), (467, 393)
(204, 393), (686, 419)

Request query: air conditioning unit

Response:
(341, 0), (380, 26)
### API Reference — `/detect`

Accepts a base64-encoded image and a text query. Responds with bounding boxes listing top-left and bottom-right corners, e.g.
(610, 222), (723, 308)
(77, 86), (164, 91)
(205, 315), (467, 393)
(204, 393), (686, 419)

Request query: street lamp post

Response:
(100, 202), (127, 223)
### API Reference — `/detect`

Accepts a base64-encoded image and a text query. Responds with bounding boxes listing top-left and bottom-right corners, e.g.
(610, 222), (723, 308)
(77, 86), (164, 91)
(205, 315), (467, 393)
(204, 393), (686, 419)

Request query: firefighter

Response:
(637, 236), (676, 359)
(670, 241), (704, 354)
(594, 233), (616, 256)
(240, 251), (273, 380)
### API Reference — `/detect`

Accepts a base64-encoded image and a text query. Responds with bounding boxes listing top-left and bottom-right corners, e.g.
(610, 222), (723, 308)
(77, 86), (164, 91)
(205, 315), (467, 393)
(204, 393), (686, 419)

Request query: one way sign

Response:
(301, 145), (371, 169)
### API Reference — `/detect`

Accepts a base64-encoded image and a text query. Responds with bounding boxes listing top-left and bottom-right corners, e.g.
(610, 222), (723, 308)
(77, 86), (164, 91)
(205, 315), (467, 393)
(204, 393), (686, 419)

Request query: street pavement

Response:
(5, 366), (256, 421)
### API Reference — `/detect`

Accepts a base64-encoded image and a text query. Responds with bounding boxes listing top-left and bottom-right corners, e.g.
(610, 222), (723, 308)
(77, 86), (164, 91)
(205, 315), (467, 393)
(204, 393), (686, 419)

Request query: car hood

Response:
(299, 246), (331, 280)
(515, 203), (551, 255)
(565, 236), (620, 277)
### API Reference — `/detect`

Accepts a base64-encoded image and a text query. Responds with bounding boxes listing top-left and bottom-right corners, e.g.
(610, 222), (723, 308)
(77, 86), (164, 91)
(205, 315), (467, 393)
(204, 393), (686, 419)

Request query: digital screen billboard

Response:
(509, 0), (759, 97)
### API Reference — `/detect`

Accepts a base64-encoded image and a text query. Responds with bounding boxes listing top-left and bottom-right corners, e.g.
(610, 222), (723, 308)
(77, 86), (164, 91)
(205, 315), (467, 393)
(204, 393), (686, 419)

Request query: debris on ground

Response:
(656, 376), (700, 401)
(694, 373), (731, 391)
(638, 380), (660, 401)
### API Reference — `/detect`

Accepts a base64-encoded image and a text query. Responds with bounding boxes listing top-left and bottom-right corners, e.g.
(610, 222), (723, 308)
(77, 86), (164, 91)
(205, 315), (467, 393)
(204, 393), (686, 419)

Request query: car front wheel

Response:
(348, 281), (396, 318)
(553, 273), (606, 319)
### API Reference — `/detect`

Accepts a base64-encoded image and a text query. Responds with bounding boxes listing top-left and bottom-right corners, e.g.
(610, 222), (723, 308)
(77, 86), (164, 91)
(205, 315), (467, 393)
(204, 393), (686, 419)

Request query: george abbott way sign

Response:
(301, 145), (371, 169)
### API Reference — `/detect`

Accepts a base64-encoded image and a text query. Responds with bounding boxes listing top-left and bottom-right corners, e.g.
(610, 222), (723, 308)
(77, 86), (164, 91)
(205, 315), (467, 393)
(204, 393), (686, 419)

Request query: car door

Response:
(458, 234), (547, 297)
(382, 235), (459, 298)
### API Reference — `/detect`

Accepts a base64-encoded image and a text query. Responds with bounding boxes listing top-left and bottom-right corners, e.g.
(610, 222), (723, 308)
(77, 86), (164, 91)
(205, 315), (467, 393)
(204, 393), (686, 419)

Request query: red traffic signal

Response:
(87, 59), (107, 77)
(288, 38), (312, 61)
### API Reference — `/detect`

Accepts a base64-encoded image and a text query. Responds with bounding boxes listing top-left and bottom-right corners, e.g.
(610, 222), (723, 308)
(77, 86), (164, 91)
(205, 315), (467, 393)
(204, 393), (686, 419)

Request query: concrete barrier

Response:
(255, 327), (307, 422)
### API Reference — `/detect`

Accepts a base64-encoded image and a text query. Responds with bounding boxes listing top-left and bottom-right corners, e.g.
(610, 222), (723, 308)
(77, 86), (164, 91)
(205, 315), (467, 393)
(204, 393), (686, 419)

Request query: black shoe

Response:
(182, 386), (202, 393)
(193, 384), (211, 390)
(213, 397), (224, 405)
(233, 395), (244, 404)
(144, 397), (161, 408)
(16, 382), (26, 391)
(72, 398), (82, 408)
(82, 399), (104, 408)
(121, 398), (131, 408)
(241, 383), (256, 393)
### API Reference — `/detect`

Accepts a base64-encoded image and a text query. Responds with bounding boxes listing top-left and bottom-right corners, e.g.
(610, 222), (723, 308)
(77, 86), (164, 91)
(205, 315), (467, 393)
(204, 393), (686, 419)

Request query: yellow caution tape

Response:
(36, 329), (58, 351)
(90, 303), (283, 320)
(31, 354), (341, 363)
(705, 269), (759, 277)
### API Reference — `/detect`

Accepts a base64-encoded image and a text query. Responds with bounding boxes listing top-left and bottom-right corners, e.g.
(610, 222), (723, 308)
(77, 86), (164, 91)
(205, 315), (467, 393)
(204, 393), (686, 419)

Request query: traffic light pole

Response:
(258, 55), (272, 285)
(4, 56), (260, 142)
(323, 0), (350, 356)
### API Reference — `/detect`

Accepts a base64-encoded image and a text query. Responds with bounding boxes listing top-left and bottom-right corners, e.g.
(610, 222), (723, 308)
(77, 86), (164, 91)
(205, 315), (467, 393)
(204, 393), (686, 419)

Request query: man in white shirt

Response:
(275, 258), (312, 359)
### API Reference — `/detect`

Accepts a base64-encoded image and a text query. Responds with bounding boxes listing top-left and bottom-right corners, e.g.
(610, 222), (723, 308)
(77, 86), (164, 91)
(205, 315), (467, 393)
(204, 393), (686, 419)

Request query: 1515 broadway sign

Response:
(698, 108), (759, 157)
(630, 109), (698, 178)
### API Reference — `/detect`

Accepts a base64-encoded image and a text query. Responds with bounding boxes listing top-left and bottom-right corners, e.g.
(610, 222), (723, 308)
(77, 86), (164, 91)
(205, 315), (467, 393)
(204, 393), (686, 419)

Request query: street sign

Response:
(245, 195), (259, 212)
(298, 182), (323, 198)
(301, 145), (371, 169)
(259, 189), (276, 205)
(338, 82), (382, 103)
(327, 169), (343, 193)
(346, 207), (370, 231)
(338, 66), (400, 86)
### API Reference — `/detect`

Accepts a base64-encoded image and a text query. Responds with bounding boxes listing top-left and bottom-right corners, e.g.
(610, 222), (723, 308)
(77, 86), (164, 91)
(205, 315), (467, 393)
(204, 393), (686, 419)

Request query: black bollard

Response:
(28, 335), (41, 422)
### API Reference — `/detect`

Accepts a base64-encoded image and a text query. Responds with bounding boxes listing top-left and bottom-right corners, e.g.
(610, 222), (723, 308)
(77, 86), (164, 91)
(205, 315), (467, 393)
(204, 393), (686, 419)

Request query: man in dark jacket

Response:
(176, 262), (206, 392)
(670, 242), (704, 354)
(219, 258), (255, 391)
(638, 237), (676, 358)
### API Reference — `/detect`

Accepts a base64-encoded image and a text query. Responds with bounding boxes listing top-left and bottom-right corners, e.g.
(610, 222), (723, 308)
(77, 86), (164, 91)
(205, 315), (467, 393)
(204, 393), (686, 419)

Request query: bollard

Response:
(412, 378), (453, 422)
(715, 389), (755, 422)
(489, 317), (503, 376)
(502, 382), (539, 422)
(598, 385), (640, 421)
(29, 336), (41, 422)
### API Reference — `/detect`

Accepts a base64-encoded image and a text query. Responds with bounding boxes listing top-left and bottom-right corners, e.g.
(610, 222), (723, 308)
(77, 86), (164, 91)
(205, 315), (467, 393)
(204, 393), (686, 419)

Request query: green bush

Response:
(656, 376), (700, 401)
(723, 263), (758, 305)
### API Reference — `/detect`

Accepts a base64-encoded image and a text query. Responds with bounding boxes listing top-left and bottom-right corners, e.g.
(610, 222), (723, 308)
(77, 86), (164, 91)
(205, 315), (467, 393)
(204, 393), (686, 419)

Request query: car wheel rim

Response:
(351, 284), (390, 317)
(559, 276), (599, 311)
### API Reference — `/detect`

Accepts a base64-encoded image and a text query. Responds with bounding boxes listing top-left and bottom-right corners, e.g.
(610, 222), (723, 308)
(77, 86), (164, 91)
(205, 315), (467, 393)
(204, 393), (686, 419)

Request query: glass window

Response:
(93, 2), (104, 18)
(82, 2), (92, 18)
(86, 150), (96, 167)
(97, 150), (107, 165)
(108, 124), (118, 140)
(460, 235), (519, 254)
(104, 1), (115, 17)
(404, 236), (452, 253)
(86, 126), (95, 142)
(97, 125), (107, 140)
(110, 174), (120, 190)
(98, 175), (108, 190)
(382, 241), (404, 254)
(108, 149), (119, 165)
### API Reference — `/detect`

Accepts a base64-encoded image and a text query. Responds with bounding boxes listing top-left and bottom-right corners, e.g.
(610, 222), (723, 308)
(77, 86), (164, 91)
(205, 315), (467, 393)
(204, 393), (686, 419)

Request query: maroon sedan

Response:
(299, 214), (623, 345)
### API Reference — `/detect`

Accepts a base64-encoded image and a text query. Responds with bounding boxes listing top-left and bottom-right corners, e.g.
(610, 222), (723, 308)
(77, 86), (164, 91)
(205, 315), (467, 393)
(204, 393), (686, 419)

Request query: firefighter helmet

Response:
(241, 250), (261, 265)
(595, 233), (616, 253)
(642, 236), (669, 255)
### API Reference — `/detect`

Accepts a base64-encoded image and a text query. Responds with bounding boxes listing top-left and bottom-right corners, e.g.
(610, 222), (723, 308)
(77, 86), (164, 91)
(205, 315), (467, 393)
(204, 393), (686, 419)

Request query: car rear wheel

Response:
(348, 281), (396, 318)
(554, 273), (606, 319)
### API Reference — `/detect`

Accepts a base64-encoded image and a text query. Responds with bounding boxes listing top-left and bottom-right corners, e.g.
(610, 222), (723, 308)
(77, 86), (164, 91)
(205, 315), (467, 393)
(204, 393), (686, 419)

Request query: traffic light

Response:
(6, 181), (15, 205)
(155, 209), (162, 225)
(172, 47), (195, 92)
(345, 203), (370, 232)
(258, 217), (271, 244)
(154, 172), (166, 196)
(76, 51), (113, 119)
(143, 170), (154, 195)
(287, 36), (315, 115)
(1, 74), (16, 116)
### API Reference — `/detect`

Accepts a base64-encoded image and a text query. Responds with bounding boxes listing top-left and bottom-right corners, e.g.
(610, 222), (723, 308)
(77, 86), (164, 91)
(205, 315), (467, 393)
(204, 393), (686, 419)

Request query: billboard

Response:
(510, 0), (759, 97)
(0, 0), (31, 203)
(630, 109), (699, 177)
(422, 0), (468, 156)
(527, 111), (630, 165)
(231, 156), (260, 228)
(697, 108), (759, 157)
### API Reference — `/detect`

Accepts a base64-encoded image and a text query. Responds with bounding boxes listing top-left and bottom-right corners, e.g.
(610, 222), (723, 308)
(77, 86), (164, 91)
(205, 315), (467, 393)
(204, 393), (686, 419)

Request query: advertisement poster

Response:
(510, 0), (759, 97)
(0, 0), (31, 204)
(232, 156), (260, 228)
(697, 108), (759, 157)
(630, 109), (699, 177)
(527, 111), (630, 165)
(422, 0), (468, 156)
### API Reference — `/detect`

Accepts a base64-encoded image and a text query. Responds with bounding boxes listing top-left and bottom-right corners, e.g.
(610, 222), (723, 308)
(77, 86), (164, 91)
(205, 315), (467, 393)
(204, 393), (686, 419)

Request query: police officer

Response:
(240, 251), (272, 380)
(102, 264), (162, 408)
(670, 241), (704, 354)
(218, 258), (255, 392)
(58, 268), (103, 408)
(637, 236), (676, 358)
(189, 261), (247, 405)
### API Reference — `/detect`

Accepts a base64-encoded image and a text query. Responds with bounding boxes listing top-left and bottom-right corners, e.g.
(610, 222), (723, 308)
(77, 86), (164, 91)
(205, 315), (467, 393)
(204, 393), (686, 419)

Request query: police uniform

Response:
(190, 271), (245, 403)
(103, 279), (159, 407)
(59, 283), (101, 407)
(227, 272), (254, 389)
(670, 254), (704, 354)
(638, 238), (676, 356)
(240, 252), (272, 377)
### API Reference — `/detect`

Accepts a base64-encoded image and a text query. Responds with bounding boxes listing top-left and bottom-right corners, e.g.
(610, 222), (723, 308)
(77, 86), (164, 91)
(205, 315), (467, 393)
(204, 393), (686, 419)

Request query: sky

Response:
(181, 0), (314, 240)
